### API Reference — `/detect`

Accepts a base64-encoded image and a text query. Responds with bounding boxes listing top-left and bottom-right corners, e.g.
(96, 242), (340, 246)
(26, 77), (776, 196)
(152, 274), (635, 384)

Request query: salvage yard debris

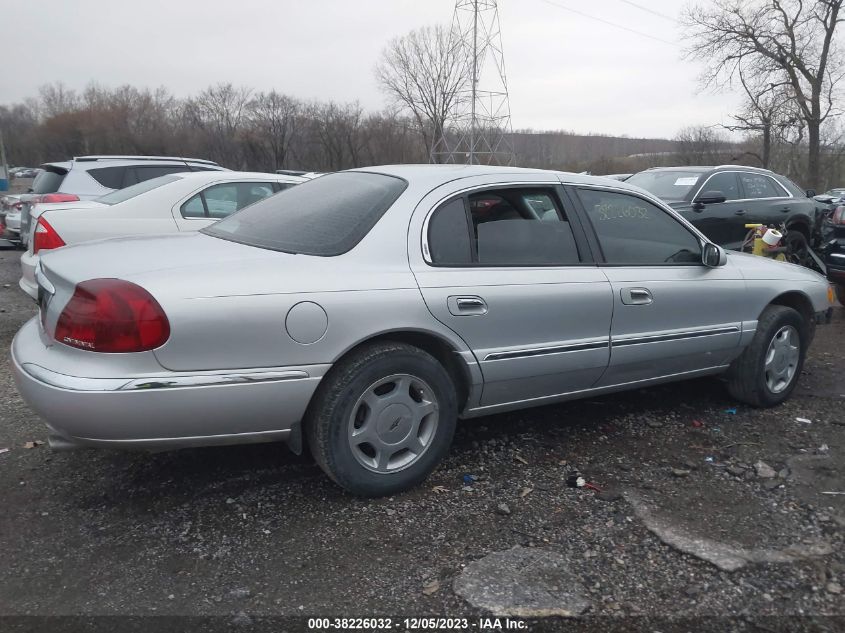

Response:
(23, 441), (44, 449)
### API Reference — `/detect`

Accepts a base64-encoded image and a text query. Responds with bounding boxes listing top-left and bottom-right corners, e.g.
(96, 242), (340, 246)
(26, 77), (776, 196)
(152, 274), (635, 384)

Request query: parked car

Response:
(12, 166), (832, 496)
(819, 202), (845, 305)
(13, 168), (41, 179)
(1, 195), (23, 238)
(18, 171), (304, 299)
(626, 166), (821, 255)
(816, 188), (845, 203)
(17, 156), (226, 248)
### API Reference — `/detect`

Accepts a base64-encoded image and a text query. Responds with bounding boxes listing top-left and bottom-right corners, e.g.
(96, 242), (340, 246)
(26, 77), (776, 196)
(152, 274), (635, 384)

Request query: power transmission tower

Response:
(431, 0), (515, 165)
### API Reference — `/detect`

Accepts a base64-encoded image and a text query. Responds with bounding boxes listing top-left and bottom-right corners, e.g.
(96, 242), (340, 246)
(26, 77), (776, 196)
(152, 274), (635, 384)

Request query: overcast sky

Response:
(3, 0), (741, 139)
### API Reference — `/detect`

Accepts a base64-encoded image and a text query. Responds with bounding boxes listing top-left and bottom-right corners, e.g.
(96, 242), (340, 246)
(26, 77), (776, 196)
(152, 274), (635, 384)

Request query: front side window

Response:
(428, 187), (581, 266)
(699, 172), (740, 201)
(578, 189), (701, 265)
(181, 182), (278, 219)
(739, 173), (785, 199)
(203, 172), (407, 255)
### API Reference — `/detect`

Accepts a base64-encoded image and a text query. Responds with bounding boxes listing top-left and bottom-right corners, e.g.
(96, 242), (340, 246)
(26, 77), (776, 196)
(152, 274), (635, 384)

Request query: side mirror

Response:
(806, 189), (817, 197)
(693, 190), (728, 206)
(702, 242), (727, 267)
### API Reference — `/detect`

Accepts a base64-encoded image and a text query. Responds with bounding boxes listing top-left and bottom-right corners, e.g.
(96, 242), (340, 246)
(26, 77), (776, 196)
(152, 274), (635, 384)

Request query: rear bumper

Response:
(11, 318), (326, 451)
(19, 250), (37, 299)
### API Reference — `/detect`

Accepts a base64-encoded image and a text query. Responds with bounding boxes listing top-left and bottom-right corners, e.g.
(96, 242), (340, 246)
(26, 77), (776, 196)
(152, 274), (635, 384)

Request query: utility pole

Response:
(431, 0), (515, 166)
(0, 126), (8, 192)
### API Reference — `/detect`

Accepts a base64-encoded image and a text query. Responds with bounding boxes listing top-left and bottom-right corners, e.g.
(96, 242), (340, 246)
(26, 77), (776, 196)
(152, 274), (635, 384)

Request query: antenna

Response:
(432, 0), (515, 165)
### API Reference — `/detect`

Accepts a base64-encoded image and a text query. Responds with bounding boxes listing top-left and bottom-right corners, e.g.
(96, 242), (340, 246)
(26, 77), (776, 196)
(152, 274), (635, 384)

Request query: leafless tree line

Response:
(0, 82), (430, 172)
(683, 0), (845, 190)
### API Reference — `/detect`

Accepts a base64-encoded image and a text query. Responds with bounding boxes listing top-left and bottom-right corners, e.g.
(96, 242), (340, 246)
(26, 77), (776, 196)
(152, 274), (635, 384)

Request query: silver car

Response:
(11, 165), (834, 496)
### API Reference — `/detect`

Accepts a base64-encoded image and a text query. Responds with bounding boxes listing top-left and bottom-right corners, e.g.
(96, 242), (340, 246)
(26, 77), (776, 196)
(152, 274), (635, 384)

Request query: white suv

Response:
(16, 155), (224, 246)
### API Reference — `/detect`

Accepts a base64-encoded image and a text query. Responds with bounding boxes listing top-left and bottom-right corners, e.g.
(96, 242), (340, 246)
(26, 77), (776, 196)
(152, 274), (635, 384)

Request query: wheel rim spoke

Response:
(347, 373), (440, 474)
(764, 325), (800, 394)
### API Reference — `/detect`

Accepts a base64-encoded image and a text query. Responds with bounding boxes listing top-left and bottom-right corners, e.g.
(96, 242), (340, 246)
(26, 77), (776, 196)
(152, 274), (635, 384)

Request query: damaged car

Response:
(12, 166), (834, 496)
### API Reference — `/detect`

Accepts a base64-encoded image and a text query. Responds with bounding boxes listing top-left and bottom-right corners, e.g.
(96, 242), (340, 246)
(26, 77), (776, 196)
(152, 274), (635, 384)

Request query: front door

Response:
(570, 186), (745, 386)
(409, 177), (613, 408)
(683, 171), (756, 250)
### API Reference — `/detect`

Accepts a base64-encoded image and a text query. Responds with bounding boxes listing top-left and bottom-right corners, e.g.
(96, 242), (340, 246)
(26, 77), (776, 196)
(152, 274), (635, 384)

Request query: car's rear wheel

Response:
(784, 230), (812, 268)
(305, 342), (457, 496)
(726, 305), (807, 407)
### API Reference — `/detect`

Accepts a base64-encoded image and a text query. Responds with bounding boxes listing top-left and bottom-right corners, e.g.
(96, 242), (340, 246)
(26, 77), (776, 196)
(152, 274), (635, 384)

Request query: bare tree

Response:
(725, 69), (799, 168)
(675, 125), (734, 165)
(374, 24), (468, 161)
(684, 0), (845, 189)
(184, 83), (252, 166)
(244, 91), (300, 170)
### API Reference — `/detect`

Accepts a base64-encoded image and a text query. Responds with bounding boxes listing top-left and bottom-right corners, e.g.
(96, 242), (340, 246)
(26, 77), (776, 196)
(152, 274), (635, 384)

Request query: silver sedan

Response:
(11, 165), (834, 496)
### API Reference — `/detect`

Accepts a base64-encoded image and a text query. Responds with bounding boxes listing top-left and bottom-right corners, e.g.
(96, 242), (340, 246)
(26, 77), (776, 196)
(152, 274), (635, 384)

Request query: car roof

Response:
(177, 171), (306, 182)
(73, 155), (219, 165)
(351, 164), (650, 195)
(643, 165), (781, 176)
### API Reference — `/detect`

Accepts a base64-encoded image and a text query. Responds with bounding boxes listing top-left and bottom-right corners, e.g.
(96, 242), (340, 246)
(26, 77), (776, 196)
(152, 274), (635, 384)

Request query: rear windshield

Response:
(203, 172), (407, 256)
(31, 168), (67, 194)
(96, 174), (184, 206)
(626, 170), (705, 201)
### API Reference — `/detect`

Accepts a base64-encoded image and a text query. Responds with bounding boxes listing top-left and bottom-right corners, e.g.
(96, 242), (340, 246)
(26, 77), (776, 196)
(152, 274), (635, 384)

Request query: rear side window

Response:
(203, 172), (407, 255)
(739, 173), (785, 199)
(87, 166), (126, 189)
(428, 187), (580, 266)
(31, 168), (67, 194)
(577, 189), (701, 265)
(125, 165), (193, 187)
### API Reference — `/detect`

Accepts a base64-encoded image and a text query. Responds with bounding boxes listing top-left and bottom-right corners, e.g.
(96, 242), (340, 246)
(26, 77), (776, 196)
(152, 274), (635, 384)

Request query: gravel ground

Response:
(0, 247), (843, 632)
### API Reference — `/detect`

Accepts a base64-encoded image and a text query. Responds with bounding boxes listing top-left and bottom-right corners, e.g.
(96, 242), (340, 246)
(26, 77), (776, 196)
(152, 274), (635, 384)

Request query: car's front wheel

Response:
(726, 305), (807, 407)
(305, 342), (457, 496)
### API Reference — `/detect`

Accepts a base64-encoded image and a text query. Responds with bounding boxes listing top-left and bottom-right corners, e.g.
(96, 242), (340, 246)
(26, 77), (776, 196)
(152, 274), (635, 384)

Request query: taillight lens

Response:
(833, 206), (845, 225)
(37, 193), (79, 204)
(54, 279), (170, 353)
(33, 217), (66, 254)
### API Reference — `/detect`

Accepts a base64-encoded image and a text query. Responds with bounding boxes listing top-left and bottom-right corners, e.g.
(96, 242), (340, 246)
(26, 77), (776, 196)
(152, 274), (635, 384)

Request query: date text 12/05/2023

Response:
(306, 617), (529, 630)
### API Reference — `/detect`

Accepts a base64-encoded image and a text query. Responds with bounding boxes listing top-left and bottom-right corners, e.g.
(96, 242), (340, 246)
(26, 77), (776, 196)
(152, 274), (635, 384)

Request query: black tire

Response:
(726, 305), (807, 407)
(784, 230), (811, 268)
(836, 285), (845, 307)
(305, 341), (457, 496)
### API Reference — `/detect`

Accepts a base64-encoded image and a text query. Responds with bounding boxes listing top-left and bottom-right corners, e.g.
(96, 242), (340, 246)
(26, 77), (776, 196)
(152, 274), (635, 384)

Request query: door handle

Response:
(734, 209), (746, 216)
(620, 287), (653, 305)
(448, 296), (488, 316)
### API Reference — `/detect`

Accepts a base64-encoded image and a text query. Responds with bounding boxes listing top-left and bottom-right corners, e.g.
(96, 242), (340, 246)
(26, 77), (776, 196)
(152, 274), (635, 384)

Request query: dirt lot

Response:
(0, 247), (843, 632)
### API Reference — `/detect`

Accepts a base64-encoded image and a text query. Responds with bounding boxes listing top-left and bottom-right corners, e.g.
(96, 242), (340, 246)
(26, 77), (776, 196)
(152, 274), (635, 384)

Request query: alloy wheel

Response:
(347, 374), (439, 473)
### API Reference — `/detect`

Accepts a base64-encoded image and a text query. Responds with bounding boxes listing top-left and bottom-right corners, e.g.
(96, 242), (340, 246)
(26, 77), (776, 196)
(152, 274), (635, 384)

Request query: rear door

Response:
(736, 171), (796, 230)
(408, 175), (613, 410)
(569, 185), (744, 386)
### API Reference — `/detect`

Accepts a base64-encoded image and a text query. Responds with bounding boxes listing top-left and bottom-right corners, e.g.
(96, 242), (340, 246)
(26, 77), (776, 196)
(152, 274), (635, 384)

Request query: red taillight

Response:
(833, 206), (845, 225)
(33, 217), (66, 254)
(36, 193), (79, 204)
(54, 279), (170, 353)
